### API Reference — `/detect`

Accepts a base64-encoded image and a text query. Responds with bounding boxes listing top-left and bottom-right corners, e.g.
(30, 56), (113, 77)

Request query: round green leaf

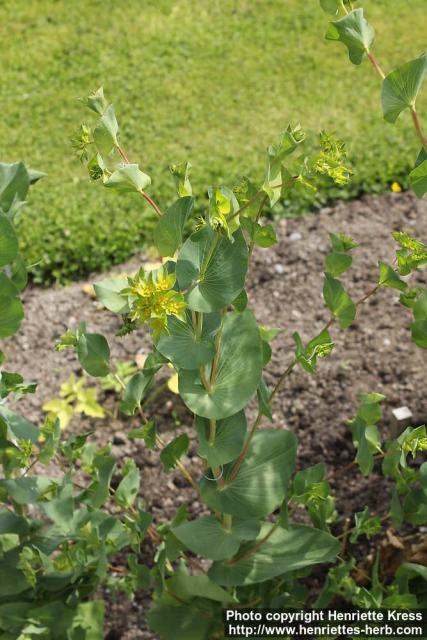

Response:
(323, 273), (356, 329)
(411, 319), (427, 349)
(104, 164), (151, 193)
(156, 311), (219, 370)
(200, 429), (297, 518)
(93, 277), (129, 313)
(382, 54), (427, 123)
(409, 150), (427, 198)
(0, 295), (23, 338)
(325, 9), (375, 66)
(0, 161), (30, 213)
(325, 252), (352, 277)
(176, 226), (248, 312)
(179, 310), (262, 419)
(195, 411), (247, 467)
(172, 514), (260, 561)
(0, 214), (18, 267)
(77, 332), (110, 377)
(209, 523), (340, 586)
(154, 196), (194, 257)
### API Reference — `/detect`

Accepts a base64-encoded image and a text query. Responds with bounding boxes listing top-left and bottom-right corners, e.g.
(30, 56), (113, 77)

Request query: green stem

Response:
(210, 312), (225, 386)
(248, 194), (268, 259)
(222, 513), (233, 532)
(228, 521), (280, 565)
(197, 311), (203, 337)
(366, 51), (385, 80)
(113, 371), (126, 390)
(208, 419), (216, 446)
(411, 107), (427, 153)
(200, 234), (220, 280)
(116, 143), (162, 218)
(199, 366), (211, 392)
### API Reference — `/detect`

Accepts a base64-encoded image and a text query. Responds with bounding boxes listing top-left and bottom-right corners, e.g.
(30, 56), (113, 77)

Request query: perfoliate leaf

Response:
(10, 253), (28, 290)
(172, 515), (259, 562)
(382, 54), (427, 123)
(209, 523), (339, 586)
(77, 332), (110, 377)
(156, 311), (219, 370)
(323, 273), (356, 328)
(0, 213), (18, 267)
(0, 295), (24, 339)
(94, 277), (129, 313)
(326, 9), (374, 66)
(411, 320), (427, 348)
(200, 429), (297, 518)
(0, 161), (30, 213)
(0, 476), (56, 504)
(195, 411), (247, 468)
(349, 396), (383, 476)
(120, 371), (154, 415)
(39, 418), (61, 463)
(325, 252), (352, 277)
(179, 310), (262, 420)
(160, 433), (189, 471)
(93, 104), (119, 154)
(154, 196), (194, 258)
(27, 168), (46, 185)
(148, 594), (214, 640)
(411, 290), (427, 348)
(329, 232), (358, 253)
(357, 392), (384, 424)
(378, 261), (407, 291)
(350, 418), (376, 476)
(253, 224), (277, 248)
(0, 406), (39, 442)
(170, 162), (192, 197)
(232, 288), (248, 312)
(399, 286), (419, 309)
(85, 449), (116, 508)
(167, 565), (236, 602)
(104, 164), (151, 193)
(232, 176), (262, 218)
(293, 328), (334, 374)
(129, 419), (156, 449)
(176, 226), (248, 313)
(82, 87), (109, 115)
(115, 459), (140, 508)
(319, 0), (342, 15)
(409, 148), (427, 198)
(263, 125), (305, 205)
(208, 186), (240, 238)
(292, 463), (329, 506)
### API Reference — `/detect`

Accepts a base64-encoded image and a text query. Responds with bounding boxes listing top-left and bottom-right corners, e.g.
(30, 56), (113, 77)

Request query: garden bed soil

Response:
(4, 191), (427, 639)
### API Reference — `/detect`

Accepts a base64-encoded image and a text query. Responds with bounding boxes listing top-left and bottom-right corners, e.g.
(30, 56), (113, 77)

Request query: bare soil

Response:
(4, 191), (427, 639)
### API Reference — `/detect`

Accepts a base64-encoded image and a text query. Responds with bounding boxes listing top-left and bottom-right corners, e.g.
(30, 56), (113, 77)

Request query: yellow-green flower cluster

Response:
(126, 266), (187, 338)
(314, 131), (352, 186)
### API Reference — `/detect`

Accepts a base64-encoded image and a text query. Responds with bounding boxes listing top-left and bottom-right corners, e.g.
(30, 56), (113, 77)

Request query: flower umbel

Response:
(314, 131), (353, 185)
(126, 266), (186, 338)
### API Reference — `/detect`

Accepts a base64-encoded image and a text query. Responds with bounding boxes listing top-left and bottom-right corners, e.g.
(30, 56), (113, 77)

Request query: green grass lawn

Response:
(1, 0), (426, 283)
